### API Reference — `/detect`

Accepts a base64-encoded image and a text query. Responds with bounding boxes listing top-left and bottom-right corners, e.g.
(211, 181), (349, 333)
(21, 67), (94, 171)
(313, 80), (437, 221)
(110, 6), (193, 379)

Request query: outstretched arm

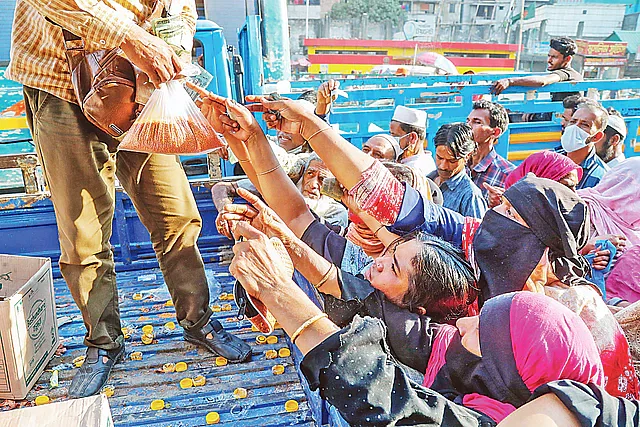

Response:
(221, 188), (342, 298)
(491, 74), (562, 95)
(247, 96), (375, 190)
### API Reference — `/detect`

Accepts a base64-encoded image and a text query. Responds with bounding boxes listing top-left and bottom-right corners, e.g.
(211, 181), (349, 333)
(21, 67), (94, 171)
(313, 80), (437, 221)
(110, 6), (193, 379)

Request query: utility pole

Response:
(515, 0), (525, 70)
(305, 0), (310, 39)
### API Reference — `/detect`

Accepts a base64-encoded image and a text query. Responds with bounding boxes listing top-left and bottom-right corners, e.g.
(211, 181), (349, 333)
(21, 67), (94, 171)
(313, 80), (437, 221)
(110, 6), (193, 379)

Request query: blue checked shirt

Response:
(470, 149), (516, 199)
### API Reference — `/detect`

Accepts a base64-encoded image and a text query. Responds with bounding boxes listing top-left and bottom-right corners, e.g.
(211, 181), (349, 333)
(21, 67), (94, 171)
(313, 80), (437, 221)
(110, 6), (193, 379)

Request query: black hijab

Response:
(503, 174), (591, 286)
(473, 175), (591, 304)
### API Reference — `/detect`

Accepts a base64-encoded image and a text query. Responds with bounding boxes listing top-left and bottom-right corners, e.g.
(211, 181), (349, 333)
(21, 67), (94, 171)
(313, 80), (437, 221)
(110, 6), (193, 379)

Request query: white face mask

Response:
(561, 124), (591, 153)
(392, 134), (410, 159)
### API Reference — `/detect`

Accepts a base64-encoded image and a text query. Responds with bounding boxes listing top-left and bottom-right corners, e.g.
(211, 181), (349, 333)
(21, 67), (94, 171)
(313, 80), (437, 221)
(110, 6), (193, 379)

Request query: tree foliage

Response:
(330, 0), (405, 24)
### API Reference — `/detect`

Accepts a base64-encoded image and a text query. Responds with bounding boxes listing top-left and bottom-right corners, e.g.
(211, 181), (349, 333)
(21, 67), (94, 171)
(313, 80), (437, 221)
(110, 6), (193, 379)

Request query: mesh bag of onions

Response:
(119, 80), (225, 155)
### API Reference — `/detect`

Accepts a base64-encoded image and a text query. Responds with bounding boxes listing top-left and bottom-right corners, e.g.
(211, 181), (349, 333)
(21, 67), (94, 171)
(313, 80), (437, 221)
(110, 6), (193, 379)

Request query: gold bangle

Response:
(374, 224), (385, 237)
(304, 126), (331, 142)
(291, 313), (329, 344)
(238, 158), (250, 163)
(256, 164), (281, 176)
(314, 264), (335, 289)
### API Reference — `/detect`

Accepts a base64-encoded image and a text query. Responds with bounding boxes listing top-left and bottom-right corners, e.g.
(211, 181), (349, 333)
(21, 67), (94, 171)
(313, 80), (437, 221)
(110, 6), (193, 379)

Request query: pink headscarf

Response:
(606, 245), (640, 302)
(504, 150), (583, 189)
(423, 292), (604, 423)
(577, 158), (640, 246)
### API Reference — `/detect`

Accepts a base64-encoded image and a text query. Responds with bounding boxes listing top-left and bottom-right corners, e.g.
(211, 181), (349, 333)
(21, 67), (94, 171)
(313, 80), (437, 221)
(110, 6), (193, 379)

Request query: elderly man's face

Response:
(277, 131), (306, 152)
(301, 159), (331, 200)
(362, 136), (395, 160)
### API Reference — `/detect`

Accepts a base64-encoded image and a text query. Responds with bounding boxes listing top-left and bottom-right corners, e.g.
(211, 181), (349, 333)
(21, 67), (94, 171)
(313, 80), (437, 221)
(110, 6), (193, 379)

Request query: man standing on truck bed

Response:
(7, 0), (251, 398)
(490, 37), (582, 120)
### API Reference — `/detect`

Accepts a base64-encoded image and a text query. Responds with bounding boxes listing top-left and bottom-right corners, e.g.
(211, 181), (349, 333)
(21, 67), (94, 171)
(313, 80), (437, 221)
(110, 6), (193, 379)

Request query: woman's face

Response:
(363, 239), (420, 307)
(456, 315), (481, 356)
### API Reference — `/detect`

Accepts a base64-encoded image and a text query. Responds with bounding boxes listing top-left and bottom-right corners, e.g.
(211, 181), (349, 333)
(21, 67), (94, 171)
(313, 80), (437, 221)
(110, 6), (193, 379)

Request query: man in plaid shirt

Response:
(8, 0), (251, 399)
(466, 100), (516, 204)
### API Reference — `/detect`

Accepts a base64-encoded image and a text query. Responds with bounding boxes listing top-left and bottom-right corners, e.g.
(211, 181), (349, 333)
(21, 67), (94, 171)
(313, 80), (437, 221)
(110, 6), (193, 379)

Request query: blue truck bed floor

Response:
(15, 262), (316, 427)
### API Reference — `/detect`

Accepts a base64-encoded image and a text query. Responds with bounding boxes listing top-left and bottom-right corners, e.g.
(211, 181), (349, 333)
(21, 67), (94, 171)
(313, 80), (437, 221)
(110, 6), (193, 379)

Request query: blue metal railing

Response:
(284, 78), (640, 163)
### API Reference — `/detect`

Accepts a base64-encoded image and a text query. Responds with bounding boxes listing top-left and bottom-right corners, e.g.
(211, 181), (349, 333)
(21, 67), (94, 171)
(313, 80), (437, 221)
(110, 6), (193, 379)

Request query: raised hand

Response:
(186, 82), (229, 134)
(245, 96), (313, 137)
(229, 222), (294, 301)
(219, 188), (297, 245)
(483, 183), (505, 208)
(187, 83), (262, 143)
(316, 79), (340, 115)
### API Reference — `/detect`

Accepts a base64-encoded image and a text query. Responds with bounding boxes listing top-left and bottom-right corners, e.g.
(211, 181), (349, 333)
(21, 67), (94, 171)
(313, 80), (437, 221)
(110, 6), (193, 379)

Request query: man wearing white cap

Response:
(595, 109), (627, 168)
(389, 106), (436, 176)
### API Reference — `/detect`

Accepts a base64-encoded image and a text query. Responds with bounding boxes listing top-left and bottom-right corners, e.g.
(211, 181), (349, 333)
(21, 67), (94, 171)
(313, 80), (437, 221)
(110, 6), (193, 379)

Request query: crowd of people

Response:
(192, 50), (640, 424)
(10, 2), (639, 421)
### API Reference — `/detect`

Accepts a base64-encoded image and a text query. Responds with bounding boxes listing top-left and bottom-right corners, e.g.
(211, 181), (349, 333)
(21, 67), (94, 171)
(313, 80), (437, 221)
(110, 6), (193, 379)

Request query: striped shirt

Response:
(7, 0), (195, 104)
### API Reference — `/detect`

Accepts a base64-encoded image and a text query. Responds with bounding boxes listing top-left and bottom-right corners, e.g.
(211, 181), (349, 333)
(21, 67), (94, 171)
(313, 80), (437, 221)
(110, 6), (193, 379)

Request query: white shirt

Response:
(401, 151), (436, 176)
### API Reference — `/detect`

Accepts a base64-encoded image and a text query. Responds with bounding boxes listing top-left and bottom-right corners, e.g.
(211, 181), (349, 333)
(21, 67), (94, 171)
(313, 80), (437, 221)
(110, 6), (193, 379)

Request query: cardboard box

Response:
(0, 394), (114, 427)
(0, 255), (58, 400)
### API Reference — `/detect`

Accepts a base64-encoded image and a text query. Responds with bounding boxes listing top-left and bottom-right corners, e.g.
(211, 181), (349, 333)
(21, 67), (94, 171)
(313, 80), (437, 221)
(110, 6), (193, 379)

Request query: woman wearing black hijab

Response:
(385, 174), (638, 400)
(472, 173), (592, 303)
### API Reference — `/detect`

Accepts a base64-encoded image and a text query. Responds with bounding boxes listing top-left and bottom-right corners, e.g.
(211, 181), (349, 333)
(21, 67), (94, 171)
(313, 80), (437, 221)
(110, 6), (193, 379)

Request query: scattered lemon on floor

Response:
(266, 336), (278, 344)
(72, 355), (85, 368)
(175, 361), (188, 372)
(180, 377), (194, 389)
(193, 375), (206, 387)
(233, 387), (248, 399)
(141, 333), (154, 344)
(278, 348), (291, 358)
(164, 321), (176, 330)
(101, 385), (115, 397)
